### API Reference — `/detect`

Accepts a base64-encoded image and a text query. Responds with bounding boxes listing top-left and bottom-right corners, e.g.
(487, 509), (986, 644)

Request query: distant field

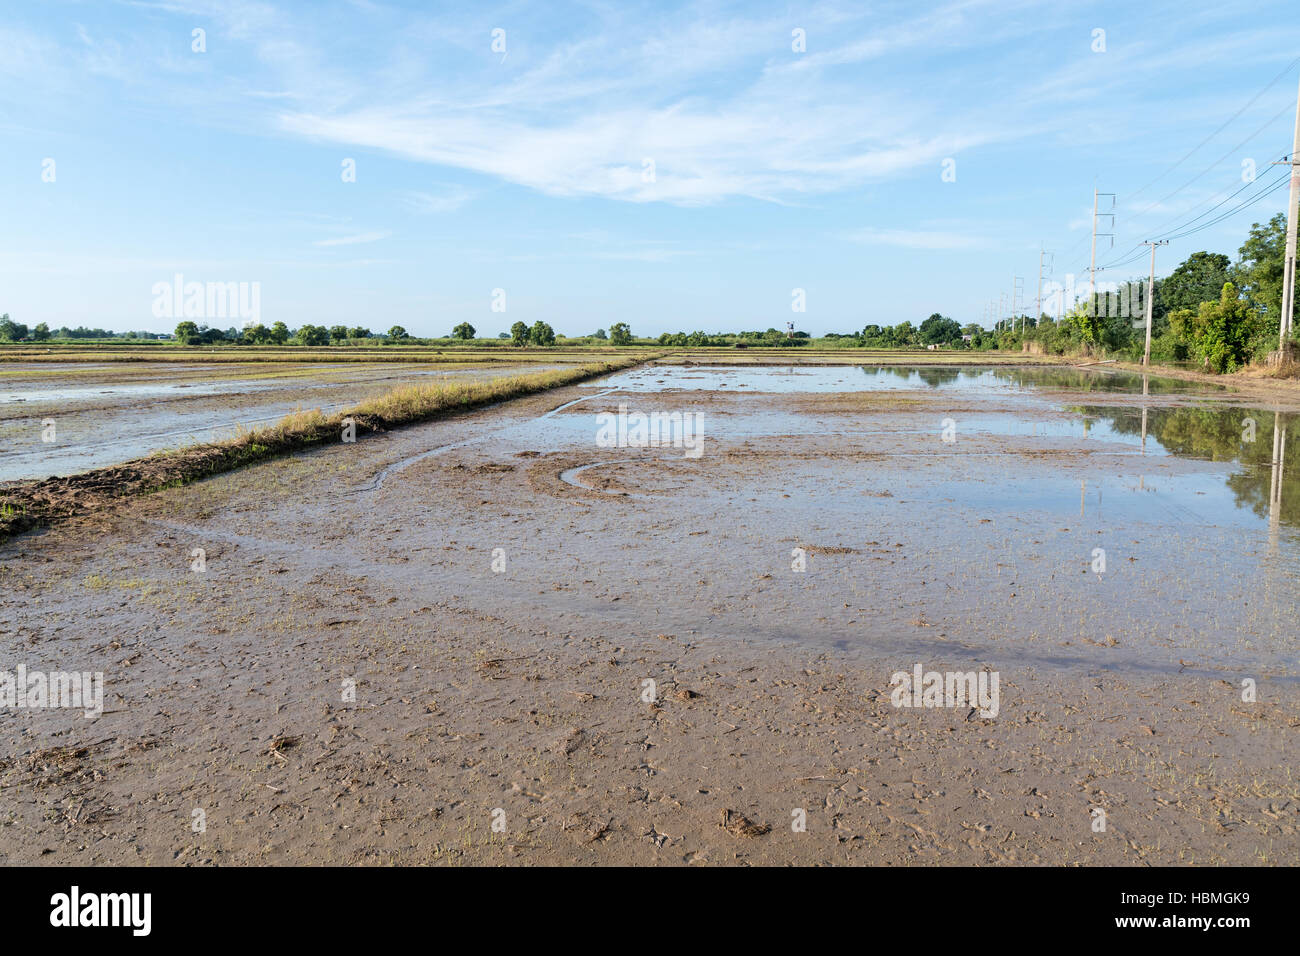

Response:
(0, 342), (1070, 366)
(653, 348), (1071, 366)
(0, 343), (621, 364)
(0, 358), (584, 481)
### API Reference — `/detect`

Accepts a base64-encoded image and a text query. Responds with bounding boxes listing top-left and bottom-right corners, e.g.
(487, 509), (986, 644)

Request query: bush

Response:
(529, 321), (556, 346)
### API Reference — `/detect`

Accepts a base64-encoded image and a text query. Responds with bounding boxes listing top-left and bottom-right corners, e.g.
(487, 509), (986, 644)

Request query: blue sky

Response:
(2, 0), (1299, 337)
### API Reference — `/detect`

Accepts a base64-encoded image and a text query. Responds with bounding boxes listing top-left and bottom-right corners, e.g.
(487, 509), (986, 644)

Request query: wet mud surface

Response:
(2, 363), (1298, 865)
(0, 361), (562, 482)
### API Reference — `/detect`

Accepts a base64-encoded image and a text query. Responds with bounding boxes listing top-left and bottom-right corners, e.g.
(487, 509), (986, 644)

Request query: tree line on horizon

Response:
(986, 213), (1297, 372)
(2, 212), (1293, 371)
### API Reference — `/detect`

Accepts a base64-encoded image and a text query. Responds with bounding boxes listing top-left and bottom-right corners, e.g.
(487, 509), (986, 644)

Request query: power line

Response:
(1061, 66), (1298, 280)
(1156, 167), (1289, 239)
(1161, 174), (1291, 242)
(1099, 166), (1289, 269)
(1095, 173), (1291, 275)
(1123, 53), (1300, 210)
(1125, 101), (1295, 234)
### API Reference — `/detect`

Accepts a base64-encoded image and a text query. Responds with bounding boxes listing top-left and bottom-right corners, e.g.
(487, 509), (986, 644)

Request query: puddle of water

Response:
(2, 381), (248, 403)
(0, 363), (567, 482)
(596, 364), (1225, 394)
(1070, 404), (1298, 529)
(570, 365), (1295, 533)
(0, 363), (567, 406)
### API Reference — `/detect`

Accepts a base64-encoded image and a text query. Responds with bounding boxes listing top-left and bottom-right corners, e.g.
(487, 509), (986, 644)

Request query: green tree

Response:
(297, 324), (330, 346)
(888, 321), (915, 347)
(452, 322), (476, 340)
(269, 321), (290, 345)
(529, 321), (556, 346)
(859, 324), (885, 347)
(386, 325), (409, 341)
(918, 313), (962, 345)
(329, 325), (350, 343)
(1157, 251), (1230, 320)
(1169, 282), (1264, 373)
(174, 320), (199, 344)
(1066, 302), (1104, 348)
(1232, 213), (1295, 331)
(592, 328), (608, 340)
(349, 326), (370, 339)
(0, 316), (27, 341)
(510, 321), (529, 346)
(608, 322), (632, 345)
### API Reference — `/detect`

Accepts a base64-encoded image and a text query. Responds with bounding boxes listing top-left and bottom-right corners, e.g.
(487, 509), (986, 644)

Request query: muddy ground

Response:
(0, 360), (562, 482)
(2, 364), (1298, 865)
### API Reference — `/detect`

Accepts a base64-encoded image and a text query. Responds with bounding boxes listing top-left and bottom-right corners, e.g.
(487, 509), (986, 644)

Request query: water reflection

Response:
(867, 365), (1224, 393)
(1074, 398), (1296, 528)
(611, 364), (1226, 394)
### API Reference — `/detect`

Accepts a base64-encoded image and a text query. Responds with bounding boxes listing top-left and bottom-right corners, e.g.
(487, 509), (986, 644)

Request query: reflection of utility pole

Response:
(1274, 74), (1300, 349)
(1141, 374), (1149, 455)
(1263, 411), (1284, 554)
(1141, 240), (1169, 366)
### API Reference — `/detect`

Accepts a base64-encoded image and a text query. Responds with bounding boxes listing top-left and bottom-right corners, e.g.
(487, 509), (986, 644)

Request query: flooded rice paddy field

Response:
(0, 360), (565, 482)
(2, 361), (1298, 865)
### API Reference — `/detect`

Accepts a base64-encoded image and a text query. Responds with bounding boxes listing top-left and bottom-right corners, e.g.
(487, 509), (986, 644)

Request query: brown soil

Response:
(2, 373), (1297, 866)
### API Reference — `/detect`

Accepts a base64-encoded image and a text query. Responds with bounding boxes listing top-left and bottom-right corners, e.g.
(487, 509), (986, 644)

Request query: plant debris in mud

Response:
(721, 809), (771, 837)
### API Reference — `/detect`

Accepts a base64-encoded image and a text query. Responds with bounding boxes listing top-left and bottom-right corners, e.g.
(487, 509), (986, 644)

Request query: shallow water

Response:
(7, 361), (1293, 682)
(598, 364), (1226, 394)
(0, 362), (564, 482)
(575, 366), (1297, 533)
(306, 361), (1295, 678)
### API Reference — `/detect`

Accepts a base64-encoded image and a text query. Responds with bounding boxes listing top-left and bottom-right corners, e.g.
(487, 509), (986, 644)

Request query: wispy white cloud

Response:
(258, 3), (1022, 205)
(312, 231), (390, 247)
(404, 185), (475, 214)
(14, 1), (1168, 208)
(839, 227), (990, 250)
(279, 105), (990, 206)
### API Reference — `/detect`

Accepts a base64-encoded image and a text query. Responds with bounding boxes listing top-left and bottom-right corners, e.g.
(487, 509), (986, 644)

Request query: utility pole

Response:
(999, 292), (1006, 331)
(1275, 73), (1300, 349)
(1012, 276), (1024, 332)
(1035, 247), (1051, 326)
(1089, 189), (1116, 314)
(1089, 188), (1098, 302)
(1141, 240), (1169, 367)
